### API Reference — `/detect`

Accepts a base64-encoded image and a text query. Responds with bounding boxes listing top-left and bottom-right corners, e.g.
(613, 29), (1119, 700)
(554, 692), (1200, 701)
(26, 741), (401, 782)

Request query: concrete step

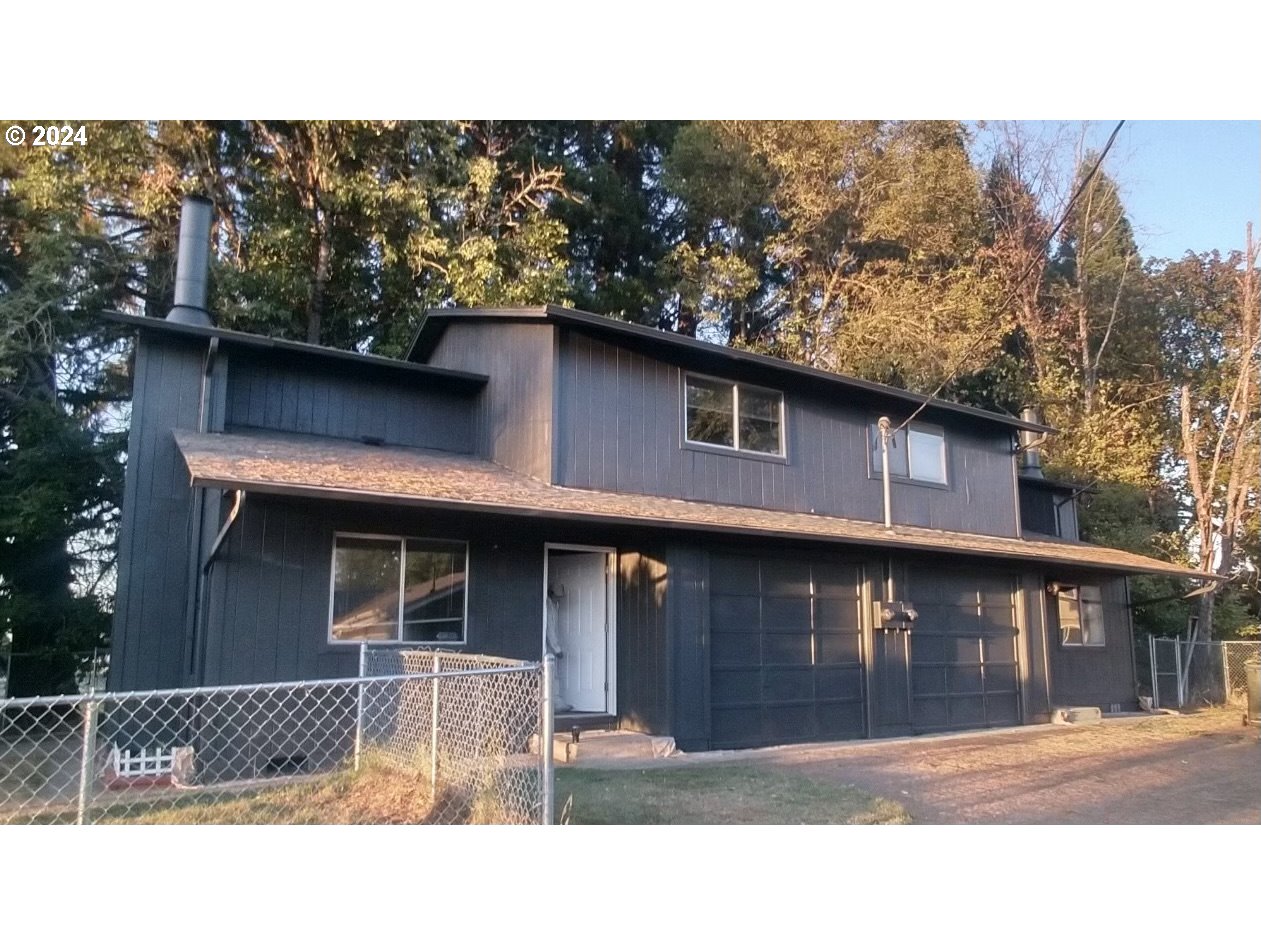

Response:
(527, 734), (581, 763)
(1052, 706), (1103, 725)
(531, 730), (678, 765)
(565, 730), (677, 765)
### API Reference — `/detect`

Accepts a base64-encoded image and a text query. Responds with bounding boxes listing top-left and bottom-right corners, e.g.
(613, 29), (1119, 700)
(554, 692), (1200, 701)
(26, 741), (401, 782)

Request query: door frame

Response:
(541, 543), (617, 715)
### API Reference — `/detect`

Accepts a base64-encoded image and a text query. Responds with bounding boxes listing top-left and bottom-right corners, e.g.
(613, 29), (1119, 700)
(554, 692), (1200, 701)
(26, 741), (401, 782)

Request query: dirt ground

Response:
(738, 708), (1259, 824)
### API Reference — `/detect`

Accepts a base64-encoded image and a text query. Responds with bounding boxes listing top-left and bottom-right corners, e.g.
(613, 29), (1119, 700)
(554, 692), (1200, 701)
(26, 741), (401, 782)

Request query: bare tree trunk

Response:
(1076, 181), (1097, 413)
(306, 206), (330, 345)
(1178, 226), (1261, 641)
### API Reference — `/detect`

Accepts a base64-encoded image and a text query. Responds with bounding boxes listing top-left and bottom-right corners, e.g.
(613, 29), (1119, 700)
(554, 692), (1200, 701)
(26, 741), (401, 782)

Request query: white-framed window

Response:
(869, 421), (948, 485)
(683, 373), (785, 457)
(329, 533), (467, 644)
(1055, 584), (1106, 647)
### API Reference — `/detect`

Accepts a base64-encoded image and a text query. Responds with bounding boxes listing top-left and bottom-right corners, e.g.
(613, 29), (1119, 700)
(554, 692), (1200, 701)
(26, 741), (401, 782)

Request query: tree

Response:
(513, 121), (684, 325)
(661, 121), (780, 340)
(0, 125), (138, 695)
(1160, 231), (1261, 639)
(662, 120), (1006, 391)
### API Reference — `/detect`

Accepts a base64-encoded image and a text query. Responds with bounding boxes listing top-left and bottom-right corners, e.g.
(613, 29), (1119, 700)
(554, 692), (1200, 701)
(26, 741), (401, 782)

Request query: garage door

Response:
(906, 569), (1021, 732)
(709, 554), (865, 749)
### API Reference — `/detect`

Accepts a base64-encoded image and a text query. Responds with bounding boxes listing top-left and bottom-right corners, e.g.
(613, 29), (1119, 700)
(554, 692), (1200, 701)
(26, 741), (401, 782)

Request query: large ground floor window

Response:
(330, 534), (467, 644)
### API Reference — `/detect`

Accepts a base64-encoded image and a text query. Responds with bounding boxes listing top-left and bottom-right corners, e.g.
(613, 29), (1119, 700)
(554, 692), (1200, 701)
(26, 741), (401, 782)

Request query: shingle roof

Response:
(173, 430), (1206, 581)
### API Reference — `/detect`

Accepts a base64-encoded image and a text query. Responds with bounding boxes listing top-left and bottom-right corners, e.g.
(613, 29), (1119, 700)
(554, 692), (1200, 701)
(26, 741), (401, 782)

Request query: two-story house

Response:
(106, 199), (1203, 752)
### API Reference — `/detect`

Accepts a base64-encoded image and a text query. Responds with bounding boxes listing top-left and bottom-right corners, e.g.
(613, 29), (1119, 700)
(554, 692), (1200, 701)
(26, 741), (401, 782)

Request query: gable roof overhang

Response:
(172, 429), (1206, 582)
(104, 310), (489, 393)
(407, 305), (1057, 436)
(1018, 473), (1097, 494)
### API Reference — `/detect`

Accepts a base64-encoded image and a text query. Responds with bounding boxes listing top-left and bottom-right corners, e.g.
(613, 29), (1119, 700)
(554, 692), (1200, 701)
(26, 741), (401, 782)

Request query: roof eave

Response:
(183, 470), (1202, 582)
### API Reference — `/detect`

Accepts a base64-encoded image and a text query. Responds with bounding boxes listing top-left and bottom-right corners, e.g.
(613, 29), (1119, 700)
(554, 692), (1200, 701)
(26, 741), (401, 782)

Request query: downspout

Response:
(878, 416), (893, 530)
(1010, 433), (1024, 537)
(203, 490), (245, 574)
(191, 487), (244, 685)
(184, 328), (221, 681)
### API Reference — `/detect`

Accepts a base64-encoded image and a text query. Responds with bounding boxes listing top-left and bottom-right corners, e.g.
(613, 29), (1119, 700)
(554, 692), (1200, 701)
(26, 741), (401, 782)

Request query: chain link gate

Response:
(1149, 636), (1184, 709)
(0, 649), (555, 825)
(1145, 637), (1260, 711)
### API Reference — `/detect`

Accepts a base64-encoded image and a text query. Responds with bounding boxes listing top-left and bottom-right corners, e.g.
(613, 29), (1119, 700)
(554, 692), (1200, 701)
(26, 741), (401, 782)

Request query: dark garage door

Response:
(709, 554), (865, 749)
(907, 569), (1021, 732)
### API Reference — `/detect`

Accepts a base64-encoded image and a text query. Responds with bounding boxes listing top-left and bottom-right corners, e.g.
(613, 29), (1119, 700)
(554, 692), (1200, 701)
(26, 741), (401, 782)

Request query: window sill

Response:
(867, 472), (951, 491)
(682, 439), (788, 465)
(324, 640), (469, 651)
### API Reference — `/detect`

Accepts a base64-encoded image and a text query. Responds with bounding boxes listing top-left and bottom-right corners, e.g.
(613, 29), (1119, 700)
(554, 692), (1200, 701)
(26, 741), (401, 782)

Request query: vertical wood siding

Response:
(110, 336), (207, 690)
(1045, 574), (1137, 710)
(665, 545), (710, 751)
(616, 549), (671, 733)
(197, 500), (556, 686)
(224, 350), (474, 453)
(557, 330), (1020, 537)
(422, 321), (555, 479)
(1017, 568), (1054, 722)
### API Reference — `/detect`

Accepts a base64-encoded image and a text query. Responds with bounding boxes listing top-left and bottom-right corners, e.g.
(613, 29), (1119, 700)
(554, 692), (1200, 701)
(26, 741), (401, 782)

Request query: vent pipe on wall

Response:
(1018, 406), (1045, 478)
(166, 194), (214, 326)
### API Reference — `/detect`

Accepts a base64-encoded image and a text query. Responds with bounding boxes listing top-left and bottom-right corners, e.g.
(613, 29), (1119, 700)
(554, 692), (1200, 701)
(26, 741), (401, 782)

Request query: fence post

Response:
(76, 690), (99, 825)
(540, 654), (555, 826)
(1174, 640), (1185, 708)
(1222, 642), (1230, 702)
(430, 652), (440, 797)
(354, 642), (366, 772)
(1149, 635), (1159, 710)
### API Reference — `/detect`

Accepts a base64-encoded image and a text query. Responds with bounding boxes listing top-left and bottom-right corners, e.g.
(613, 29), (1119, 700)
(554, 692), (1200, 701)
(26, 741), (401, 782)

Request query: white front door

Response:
(546, 550), (610, 713)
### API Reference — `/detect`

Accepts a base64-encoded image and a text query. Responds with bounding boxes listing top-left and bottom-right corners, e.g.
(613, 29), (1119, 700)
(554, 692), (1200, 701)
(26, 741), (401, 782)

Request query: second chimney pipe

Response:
(1019, 406), (1045, 478)
(167, 195), (214, 326)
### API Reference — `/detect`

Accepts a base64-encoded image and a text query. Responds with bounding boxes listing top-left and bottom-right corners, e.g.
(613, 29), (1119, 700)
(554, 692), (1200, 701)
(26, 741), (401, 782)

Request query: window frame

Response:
(681, 371), (787, 460)
(1054, 583), (1106, 649)
(327, 531), (470, 646)
(867, 418), (950, 488)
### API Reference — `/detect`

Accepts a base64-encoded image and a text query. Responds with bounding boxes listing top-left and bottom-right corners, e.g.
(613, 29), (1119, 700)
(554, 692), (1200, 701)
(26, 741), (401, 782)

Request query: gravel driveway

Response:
(745, 708), (1259, 824)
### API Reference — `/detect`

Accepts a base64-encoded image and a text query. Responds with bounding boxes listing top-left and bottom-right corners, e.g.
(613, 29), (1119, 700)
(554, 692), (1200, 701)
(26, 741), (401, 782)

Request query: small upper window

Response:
(1055, 584), (1105, 647)
(684, 375), (784, 457)
(869, 422), (947, 484)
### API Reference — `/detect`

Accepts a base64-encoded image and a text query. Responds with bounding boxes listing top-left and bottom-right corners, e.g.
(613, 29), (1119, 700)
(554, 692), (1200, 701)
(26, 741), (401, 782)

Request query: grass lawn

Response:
(9, 759), (907, 825)
(94, 764), (440, 825)
(554, 763), (910, 825)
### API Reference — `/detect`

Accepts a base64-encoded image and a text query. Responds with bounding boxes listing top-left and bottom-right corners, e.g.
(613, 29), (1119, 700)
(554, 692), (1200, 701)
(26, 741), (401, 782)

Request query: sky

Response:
(1105, 121), (1259, 260)
(974, 121), (1260, 262)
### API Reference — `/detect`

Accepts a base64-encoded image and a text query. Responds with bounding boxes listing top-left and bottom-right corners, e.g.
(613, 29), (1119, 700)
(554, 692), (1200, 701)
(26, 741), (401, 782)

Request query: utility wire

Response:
(891, 119), (1127, 436)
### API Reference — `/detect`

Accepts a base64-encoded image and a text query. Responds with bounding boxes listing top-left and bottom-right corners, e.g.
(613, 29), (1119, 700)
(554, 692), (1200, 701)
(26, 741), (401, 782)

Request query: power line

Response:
(892, 119), (1127, 435)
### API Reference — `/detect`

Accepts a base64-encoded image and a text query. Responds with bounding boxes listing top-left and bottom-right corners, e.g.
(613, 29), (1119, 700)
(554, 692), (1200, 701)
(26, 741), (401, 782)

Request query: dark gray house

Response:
(106, 206), (1202, 751)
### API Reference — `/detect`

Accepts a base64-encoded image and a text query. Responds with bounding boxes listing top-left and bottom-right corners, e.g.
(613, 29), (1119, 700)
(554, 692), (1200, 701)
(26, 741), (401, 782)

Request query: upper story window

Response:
(1054, 584), (1105, 647)
(869, 421), (948, 485)
(330, 534), (467, 644)
(684, 374), (784, 457)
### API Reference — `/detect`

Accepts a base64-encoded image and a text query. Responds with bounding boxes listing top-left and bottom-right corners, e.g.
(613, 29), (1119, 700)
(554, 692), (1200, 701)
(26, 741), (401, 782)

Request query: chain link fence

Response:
(1220, 641), (1261, 705)
(0, 647), (109, 700)
(1143, 636), (1259, 710)
(0, 648), (554, 825)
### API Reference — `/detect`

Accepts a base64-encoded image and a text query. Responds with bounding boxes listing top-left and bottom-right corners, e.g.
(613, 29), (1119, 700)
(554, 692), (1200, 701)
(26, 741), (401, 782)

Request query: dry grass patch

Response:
(99, 762), (437, 825)
(555, 764), (909, 825)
